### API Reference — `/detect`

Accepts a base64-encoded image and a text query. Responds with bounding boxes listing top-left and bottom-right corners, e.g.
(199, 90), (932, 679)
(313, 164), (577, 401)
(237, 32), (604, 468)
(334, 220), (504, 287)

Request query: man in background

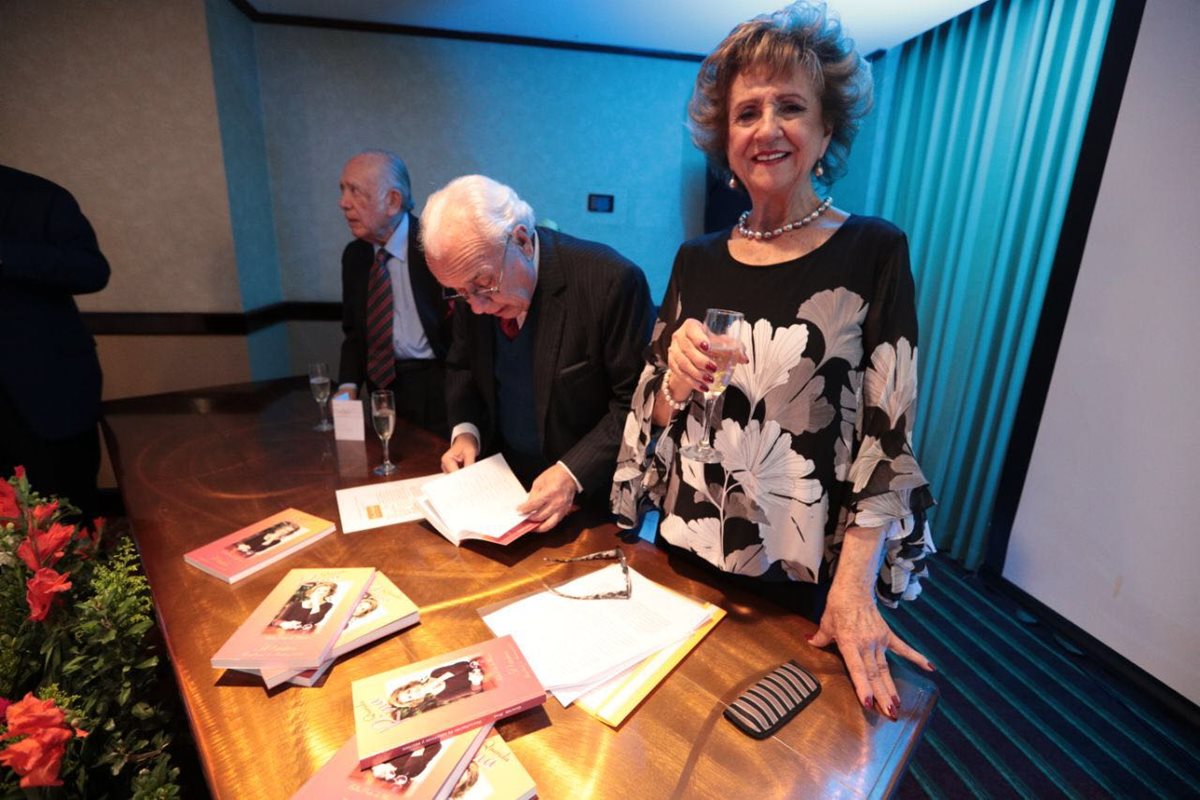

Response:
(337, 150), (450, 435)
(421, 175), (653, 532)
(0, 165), (110, 519)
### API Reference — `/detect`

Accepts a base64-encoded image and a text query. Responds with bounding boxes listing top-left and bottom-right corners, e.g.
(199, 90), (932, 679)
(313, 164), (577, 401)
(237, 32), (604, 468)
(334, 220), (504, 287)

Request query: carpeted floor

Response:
(884, 555), (1200, 799)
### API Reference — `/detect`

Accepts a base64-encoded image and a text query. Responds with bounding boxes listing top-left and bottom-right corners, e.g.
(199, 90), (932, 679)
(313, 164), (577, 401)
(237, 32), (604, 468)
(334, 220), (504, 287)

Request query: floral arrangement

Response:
(0, 468), (181, 798)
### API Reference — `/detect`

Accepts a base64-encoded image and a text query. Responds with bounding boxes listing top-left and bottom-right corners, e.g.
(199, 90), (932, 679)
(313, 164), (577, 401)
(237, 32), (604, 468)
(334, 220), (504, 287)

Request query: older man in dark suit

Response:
(337, 150), (450, 435)
(421, 175), (654, 532)
(0, 165), (110, 518)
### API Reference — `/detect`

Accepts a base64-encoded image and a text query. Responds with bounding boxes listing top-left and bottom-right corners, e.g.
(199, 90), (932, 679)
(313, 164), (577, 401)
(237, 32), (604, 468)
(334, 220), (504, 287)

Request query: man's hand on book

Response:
(519, 465), (577, 533)
(441, 434), (479, 473)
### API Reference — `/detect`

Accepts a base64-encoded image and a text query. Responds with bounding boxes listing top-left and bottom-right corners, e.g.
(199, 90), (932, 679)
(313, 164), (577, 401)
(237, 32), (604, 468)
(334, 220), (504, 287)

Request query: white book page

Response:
(420, 453), (528, 539)
(336, 475), (438, 533)
(481, 566), (711, 691)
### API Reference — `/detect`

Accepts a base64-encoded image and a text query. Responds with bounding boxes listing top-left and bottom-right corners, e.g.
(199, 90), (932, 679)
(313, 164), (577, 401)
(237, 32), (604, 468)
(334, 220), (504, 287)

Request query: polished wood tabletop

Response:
(102, 378), (936, 800)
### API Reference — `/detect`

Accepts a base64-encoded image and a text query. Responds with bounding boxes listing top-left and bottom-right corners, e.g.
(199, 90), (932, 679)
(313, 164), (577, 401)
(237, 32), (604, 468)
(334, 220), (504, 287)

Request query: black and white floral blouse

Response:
(611, 216), (936, 607)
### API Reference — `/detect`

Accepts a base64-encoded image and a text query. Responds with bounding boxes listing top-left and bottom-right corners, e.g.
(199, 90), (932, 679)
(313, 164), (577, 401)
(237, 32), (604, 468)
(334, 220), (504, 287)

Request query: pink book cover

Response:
(451, 732), (537, 800)
(351, 635), (545, 769)
(211, 567), (376, 671)
(184, 508), (336, 583)
(256, 572), (420, 688)
(291, 725), (491, 800)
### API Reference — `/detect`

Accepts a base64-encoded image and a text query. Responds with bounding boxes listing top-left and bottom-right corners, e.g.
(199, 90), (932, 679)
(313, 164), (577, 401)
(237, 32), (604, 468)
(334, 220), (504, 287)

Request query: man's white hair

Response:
(421, 175), (536, 258)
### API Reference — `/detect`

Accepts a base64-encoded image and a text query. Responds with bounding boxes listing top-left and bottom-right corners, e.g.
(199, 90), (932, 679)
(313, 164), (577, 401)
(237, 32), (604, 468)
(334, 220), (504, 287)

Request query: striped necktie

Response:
(365, 247), (396, 389)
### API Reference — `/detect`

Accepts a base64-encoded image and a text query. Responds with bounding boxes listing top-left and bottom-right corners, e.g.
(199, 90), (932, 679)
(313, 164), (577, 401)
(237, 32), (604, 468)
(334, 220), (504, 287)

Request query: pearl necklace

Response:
(737, 196), (833, 241)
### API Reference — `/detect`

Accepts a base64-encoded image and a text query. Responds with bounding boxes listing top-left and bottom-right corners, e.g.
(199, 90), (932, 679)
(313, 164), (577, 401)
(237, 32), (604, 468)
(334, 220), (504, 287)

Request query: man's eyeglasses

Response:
(542, 548), (632, 600)
(442, 232), (513, 302)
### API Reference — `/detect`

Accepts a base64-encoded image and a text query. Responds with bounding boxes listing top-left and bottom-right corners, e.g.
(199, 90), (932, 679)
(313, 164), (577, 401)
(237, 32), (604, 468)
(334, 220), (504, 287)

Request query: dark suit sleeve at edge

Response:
(559, 261), (654, 497)
(0, 187), (109, 295)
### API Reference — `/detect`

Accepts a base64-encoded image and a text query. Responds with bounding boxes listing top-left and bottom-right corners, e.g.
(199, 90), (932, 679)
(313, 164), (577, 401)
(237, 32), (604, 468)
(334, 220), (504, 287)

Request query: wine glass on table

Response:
(680, 308), (745, 463)
(308, 362), (334, 432)
(371, 389), (398, 476)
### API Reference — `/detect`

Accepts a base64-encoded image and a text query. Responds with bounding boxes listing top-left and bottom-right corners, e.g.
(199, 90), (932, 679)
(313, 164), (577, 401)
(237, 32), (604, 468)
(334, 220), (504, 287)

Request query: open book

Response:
(417, 454), (538, 546)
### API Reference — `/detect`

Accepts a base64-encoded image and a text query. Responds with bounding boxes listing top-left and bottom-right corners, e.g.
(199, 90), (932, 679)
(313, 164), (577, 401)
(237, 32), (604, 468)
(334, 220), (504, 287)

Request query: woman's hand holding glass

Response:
(667, 310), (748, 461)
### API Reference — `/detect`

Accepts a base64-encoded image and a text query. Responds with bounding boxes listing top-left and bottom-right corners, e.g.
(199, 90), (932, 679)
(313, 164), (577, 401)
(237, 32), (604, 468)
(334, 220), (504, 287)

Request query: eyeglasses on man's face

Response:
(442, 232), (514, 303)
(542, 548), (632, 600)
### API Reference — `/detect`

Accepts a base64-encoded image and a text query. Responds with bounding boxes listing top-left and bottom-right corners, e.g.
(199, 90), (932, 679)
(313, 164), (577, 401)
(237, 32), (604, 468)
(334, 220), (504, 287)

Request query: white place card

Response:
(332, 396), (365, 441)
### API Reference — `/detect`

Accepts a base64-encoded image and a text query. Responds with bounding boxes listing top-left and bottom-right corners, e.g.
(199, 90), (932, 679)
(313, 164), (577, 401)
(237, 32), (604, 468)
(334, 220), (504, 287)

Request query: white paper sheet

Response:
(480, 565), (711, 695)
(336, 475), (438, 533)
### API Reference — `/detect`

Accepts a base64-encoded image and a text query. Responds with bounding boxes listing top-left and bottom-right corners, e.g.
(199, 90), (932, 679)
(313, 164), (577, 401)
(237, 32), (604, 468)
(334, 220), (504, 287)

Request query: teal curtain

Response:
(843, 0), (1115, 568)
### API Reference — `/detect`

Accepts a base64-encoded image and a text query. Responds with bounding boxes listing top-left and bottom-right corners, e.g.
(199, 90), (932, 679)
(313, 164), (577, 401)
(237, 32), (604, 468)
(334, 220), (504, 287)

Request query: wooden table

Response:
(102, 378), (936, 799)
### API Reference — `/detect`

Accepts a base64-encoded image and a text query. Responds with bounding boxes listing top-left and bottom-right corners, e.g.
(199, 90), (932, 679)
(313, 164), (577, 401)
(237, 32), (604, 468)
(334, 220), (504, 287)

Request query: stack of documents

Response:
(479, 565), (723, 719)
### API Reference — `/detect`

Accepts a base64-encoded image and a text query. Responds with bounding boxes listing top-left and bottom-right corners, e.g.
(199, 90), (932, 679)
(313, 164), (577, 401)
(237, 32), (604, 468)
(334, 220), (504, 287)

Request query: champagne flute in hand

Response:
(681, 308), (745, 463)
(371, 389), (398, 476)
(308, 362), (334, 432)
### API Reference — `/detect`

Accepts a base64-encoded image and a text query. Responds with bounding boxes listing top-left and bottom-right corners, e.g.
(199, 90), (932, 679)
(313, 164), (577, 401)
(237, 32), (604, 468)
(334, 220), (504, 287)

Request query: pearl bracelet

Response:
(661, 369), (690, 412)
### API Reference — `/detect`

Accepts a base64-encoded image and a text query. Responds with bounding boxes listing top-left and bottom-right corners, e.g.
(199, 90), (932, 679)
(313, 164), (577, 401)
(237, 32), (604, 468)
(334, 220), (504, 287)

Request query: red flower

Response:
(3, 694), (66, 737)
(13, 466), (25, 480)
(31, 501), (59, 528)
(0, 727), (73, 787)
(0, 694), (85, 789)
(16, 522), (76, 571)
(25, 569), (72, 622)
(0, 697), (10, 721)
(0, 479), (17, 519)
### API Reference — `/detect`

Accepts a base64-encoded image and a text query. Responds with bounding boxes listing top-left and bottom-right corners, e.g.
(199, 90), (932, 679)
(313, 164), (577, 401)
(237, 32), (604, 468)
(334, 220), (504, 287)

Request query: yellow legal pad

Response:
(575, 602), (725, 727)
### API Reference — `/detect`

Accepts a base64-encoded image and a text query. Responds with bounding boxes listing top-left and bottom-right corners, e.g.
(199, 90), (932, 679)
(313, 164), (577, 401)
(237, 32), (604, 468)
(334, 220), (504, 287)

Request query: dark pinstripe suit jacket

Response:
(445, 228), (654, 500)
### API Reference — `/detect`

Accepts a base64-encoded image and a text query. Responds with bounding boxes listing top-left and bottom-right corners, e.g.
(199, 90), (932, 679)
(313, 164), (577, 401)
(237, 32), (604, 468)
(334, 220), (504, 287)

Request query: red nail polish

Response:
(863, 697), (874, 711)
(699, 341), (710, 351)
(706, 363), (717, 372)
(892, 694), (902, 710)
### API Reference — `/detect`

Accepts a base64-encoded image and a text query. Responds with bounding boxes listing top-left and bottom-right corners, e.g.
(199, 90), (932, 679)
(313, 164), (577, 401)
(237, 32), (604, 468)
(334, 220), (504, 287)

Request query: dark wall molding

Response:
(228, 0), (704, 63)
(983, 0), (1146, 575)
(84, 301), (341, 336)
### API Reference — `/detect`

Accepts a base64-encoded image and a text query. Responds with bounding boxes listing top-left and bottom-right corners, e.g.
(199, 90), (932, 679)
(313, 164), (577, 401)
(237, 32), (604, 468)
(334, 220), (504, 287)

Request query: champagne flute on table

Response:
(370, 389), (398, 476)
(308, 362), (334, 432)
(681, 308), (745, 463)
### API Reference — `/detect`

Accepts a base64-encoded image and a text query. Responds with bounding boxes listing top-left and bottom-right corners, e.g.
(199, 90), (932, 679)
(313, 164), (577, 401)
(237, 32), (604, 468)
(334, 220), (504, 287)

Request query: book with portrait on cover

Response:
(449, 731), (537, 800)
(184, 508), (335, 583)
(211, 567), (375, 671)
(252, 572), (420, 688)
(351, 635), (545, 769)
(291, 725), (491, 800)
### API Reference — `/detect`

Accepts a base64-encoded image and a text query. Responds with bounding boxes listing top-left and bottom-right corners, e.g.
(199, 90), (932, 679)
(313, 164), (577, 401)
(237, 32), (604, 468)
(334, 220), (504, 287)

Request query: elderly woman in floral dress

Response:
(612, 1), (936, 719)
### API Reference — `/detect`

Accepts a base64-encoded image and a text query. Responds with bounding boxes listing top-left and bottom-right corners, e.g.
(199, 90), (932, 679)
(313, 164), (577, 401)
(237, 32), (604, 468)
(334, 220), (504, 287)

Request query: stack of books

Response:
(293, 636), (544, 798)
(210, 567), (418, 689)
(293, 727), (536, 800)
